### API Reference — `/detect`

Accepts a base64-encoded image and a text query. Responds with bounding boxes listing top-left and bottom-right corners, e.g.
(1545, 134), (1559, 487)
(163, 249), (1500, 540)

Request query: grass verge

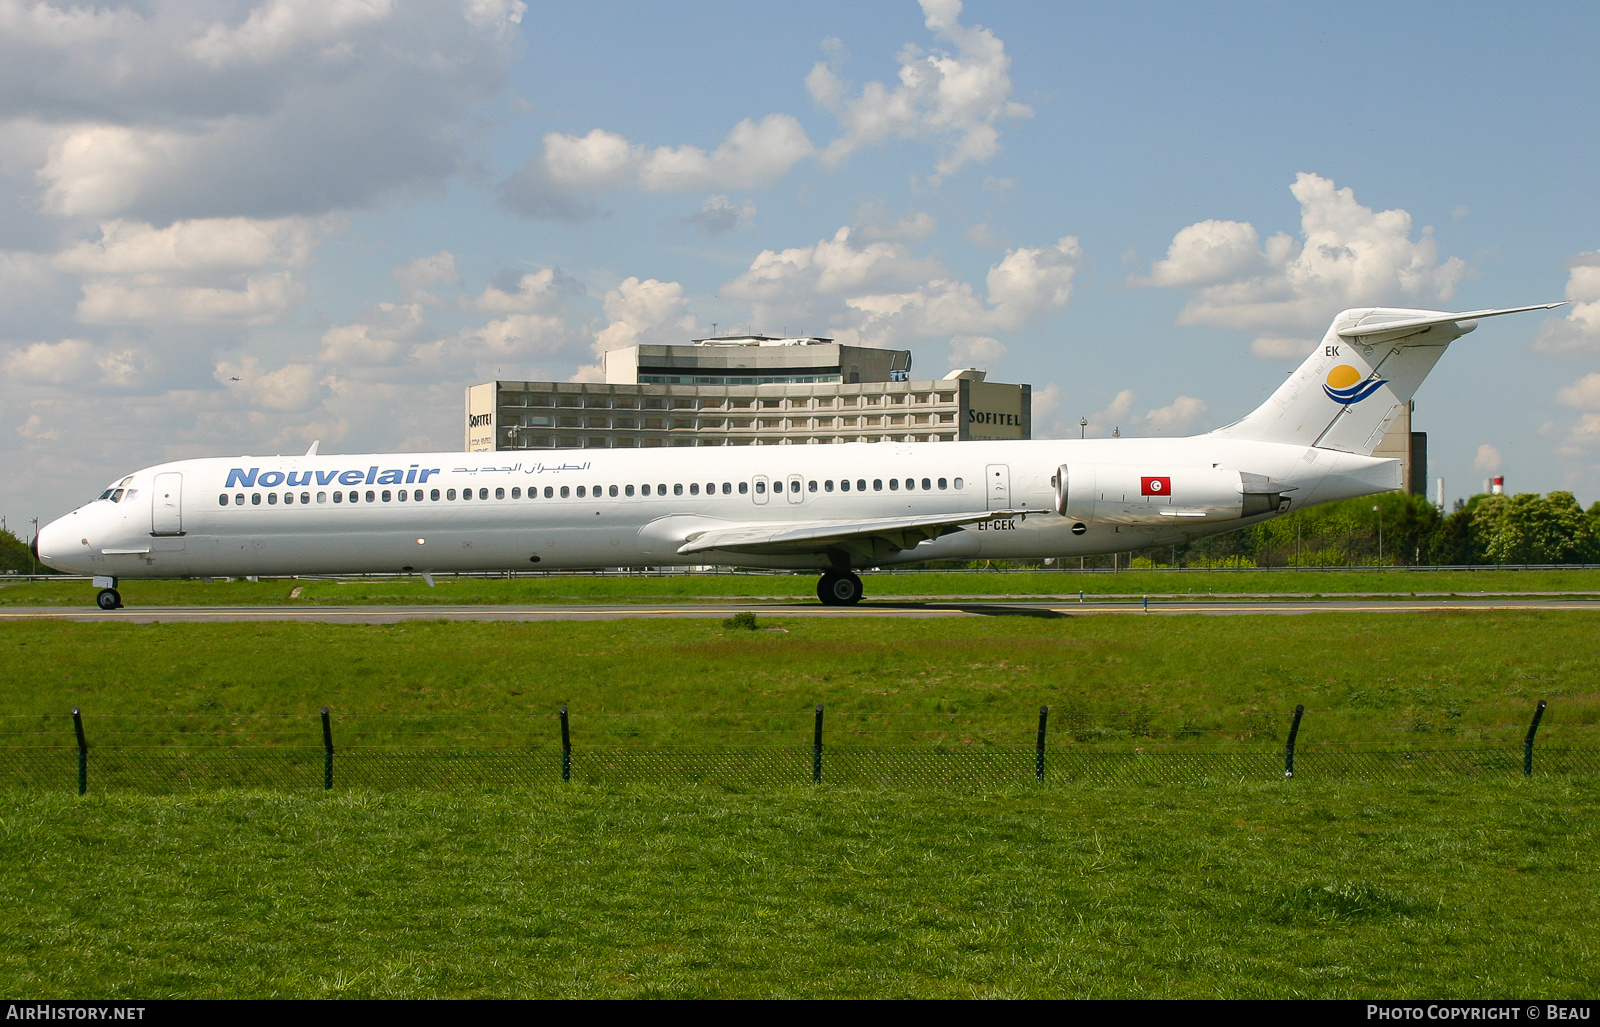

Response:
(1, 780), (1595, 998)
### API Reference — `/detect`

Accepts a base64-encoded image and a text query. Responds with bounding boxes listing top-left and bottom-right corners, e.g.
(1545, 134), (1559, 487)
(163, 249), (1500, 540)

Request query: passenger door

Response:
(151, 472), (184, 535)
(985, 464), (1010, 511)
(787, 474), (804, 505)
(752, 474), (769, 505)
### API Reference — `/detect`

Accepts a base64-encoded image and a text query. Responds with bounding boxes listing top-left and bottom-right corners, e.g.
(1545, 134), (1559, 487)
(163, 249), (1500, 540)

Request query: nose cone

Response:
(35, 513), (84, 573)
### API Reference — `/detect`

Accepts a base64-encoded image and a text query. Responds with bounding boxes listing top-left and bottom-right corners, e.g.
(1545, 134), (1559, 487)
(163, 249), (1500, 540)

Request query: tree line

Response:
(1162, 490), (1600, 568)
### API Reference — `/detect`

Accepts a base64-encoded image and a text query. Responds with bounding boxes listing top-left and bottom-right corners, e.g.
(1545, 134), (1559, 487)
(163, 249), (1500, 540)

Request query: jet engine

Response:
(1053, 463), (1294, 525)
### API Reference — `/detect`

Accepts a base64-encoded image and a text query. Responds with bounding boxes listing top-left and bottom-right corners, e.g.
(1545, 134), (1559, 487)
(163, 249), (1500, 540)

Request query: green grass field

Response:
(2, 612), (1598, 997)
(2, 614), (1597, 751)
(7, 566), (1600, 607)
(2, 781), (1595, 997)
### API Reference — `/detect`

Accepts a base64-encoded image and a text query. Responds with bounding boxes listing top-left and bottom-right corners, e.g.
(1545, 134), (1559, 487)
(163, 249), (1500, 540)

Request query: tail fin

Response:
(1210, 303), (1563, 454)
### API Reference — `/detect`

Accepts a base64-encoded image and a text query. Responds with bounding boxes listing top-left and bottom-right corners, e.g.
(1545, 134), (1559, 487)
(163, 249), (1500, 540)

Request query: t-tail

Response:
(1209, 303), (1564, 455)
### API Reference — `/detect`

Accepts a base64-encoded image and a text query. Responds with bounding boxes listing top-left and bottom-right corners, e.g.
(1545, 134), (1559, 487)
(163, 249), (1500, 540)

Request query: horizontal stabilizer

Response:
(678, 509), (1022, 557)
(1338, 302), (1566, 342)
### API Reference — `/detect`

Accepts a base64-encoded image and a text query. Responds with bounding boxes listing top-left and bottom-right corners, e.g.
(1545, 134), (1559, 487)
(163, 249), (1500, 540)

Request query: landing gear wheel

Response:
(817, 571), (864, 606)
(95, 588), (122, 611)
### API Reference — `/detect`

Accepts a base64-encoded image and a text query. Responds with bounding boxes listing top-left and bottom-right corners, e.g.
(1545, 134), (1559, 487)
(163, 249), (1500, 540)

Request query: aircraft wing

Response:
(677, 509), (1024, 557)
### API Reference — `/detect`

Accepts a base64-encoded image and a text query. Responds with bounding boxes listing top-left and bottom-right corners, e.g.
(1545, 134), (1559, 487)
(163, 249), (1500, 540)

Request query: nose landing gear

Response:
(817, 570), (864, 606)
(96, 588), (122, 611)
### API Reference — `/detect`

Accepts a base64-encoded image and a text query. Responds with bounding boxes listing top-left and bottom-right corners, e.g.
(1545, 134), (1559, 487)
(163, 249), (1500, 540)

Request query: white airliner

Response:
(36, 303), (1561, 610)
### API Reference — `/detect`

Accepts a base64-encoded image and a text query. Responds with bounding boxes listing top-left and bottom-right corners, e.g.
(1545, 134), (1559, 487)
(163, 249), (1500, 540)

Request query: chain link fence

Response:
(1, 700), (1596, 793)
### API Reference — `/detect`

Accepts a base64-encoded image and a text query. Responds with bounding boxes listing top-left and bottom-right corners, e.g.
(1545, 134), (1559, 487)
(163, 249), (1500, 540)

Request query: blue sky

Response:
(2, 0), (1596, 529)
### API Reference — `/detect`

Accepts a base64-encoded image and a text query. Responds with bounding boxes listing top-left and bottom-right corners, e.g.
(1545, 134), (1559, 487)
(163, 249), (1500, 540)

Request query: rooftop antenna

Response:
(711, 323), (718, 336)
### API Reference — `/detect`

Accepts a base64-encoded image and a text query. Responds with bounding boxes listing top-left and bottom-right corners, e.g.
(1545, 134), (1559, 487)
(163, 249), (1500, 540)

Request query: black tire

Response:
(96, 588), (121, 611)
(817, 571), (863, 606)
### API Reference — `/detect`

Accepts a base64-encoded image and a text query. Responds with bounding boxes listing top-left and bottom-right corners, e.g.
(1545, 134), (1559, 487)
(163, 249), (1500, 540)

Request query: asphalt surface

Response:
(3, 597), (1599, 623)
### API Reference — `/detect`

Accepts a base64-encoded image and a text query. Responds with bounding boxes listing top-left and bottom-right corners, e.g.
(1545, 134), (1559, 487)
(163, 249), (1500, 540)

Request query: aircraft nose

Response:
(34, 515), (81, 572)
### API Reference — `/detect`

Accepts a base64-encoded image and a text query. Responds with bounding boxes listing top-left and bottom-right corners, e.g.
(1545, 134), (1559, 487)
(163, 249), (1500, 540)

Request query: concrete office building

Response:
(466, 336), (1031, 452)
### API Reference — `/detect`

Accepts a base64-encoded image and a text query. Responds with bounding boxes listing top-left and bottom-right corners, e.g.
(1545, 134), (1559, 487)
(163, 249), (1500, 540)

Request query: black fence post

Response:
(560, 706), (571, 783)
(1524, 700), (1547, 778)
(71, 707), (87, 796)
(1284, 704), (1305, 778)
(1036, 705), (1049, 782)
(813, 704), (824, 784)
(320, 706), (333, 790)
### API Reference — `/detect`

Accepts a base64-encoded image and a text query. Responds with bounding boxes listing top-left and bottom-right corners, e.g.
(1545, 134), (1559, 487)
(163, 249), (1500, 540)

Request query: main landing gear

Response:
(817, 570), (864, 606)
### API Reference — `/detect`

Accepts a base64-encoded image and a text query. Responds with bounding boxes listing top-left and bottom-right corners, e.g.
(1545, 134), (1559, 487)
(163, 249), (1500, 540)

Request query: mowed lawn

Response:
(1, 781), (1595, 998)
(1, 613), (1597, 997)
(7, 566), (1600, 607)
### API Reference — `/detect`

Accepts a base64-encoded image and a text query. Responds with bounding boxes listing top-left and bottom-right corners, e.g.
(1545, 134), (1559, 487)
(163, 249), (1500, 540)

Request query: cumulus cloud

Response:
(461, 268), (579, 315)
(1081, 390), (1208, 438)
(391, 251), (457, 305)
(317, 302), (424, 365)
(851, 201), (936, 242)
(1134, 173), (1468, 356)
(54, 216), (320, 274)
(501, 116), (811, 219)
(214, 355), (326, 412)
(76, 272), (305, 326)
(1473, 443), (1504, 473)
(3, 337), (154, 388)
(807, 0), (1031, 181)
(722, 226), (1080, 353)
(569, 276), (698, 380)
(1533, 251), (1600, 357)
(948, 334), (1004, 369)
(5, 1), (525, 223)
(684, 195), (756, 236)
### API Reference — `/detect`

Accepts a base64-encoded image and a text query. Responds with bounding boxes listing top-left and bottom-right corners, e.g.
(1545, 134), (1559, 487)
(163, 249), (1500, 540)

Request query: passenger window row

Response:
(216, 476), (966, 508)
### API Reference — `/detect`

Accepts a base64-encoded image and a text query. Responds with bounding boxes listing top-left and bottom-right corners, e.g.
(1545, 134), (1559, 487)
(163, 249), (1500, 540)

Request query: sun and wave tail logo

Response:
(1322, 364), (1387, 405)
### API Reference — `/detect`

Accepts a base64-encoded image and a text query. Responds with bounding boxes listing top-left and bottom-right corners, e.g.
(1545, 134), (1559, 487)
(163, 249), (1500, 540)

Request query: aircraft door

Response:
(787, 474), (804, 504)
(152, 472), (184, 535)
(753, 474), (769, 505)
(985, 464), (1010, 510)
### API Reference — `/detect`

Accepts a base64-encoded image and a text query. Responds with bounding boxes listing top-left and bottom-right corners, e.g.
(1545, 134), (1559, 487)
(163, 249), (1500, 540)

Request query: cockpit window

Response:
(109, 489), (124, 503)
(98, 490), (113, 501)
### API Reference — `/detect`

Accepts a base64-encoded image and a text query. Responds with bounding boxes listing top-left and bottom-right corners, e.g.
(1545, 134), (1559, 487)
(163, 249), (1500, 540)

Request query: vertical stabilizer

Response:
(1210, 303), (1561, 455)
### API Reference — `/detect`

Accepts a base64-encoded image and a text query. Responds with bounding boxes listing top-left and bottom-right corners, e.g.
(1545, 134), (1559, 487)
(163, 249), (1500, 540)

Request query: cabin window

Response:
(922, 478), (932, 491)
(236, 494), (245, 505)
(381, 491), (391, 502)
(873, 480), (883, 492)
(674, 483), (683, 496)
(302, 493), (312, 504)
(462, 488), (472, 500)
(689, 483), (699, 495)
(396, 490), (406, 502)
(809, 480), (818, 492)
(888, 479), (898, 491)
(429, 490), (439, 501)
(544, 487), (554, 498)
(626, 484), (635, 497)
(739, 482), (749, 494)
(511, 488), (520, 499)
(479, 489), (488, 500)
(366, 491), (376, 503)
(576, 486), (585, 498)
(937, 478), (947, 490)
(446, 489), (456, 500)
(954, 477), (964, 489)
(218, 494), (228, 506)
(857, 479), (867, 492)
(317, 492), (327, 503)
(283, 493), (293, 505)
(333, 492), (343, 503)
(252, 493), (262, 505)
(657, 483), (666, 494)
(642, 484), (651, 496)
(756, 481), (767, 494)
(824, 480), (833, 492)
(840, 480), (849, 492)
(608, 485), (618, 498)
(722, 483), (732, 495)
(560, 486), (570, 499)
(496, 488), (506, 500)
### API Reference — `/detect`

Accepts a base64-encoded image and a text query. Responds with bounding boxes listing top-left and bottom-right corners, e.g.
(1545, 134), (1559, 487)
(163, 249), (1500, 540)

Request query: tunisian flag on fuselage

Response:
(1141, 476), (1171, 497)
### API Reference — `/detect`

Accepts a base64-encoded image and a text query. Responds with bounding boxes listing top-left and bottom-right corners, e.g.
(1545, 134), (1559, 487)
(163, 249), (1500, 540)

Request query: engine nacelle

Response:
(1053, 463), (1293, 525)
